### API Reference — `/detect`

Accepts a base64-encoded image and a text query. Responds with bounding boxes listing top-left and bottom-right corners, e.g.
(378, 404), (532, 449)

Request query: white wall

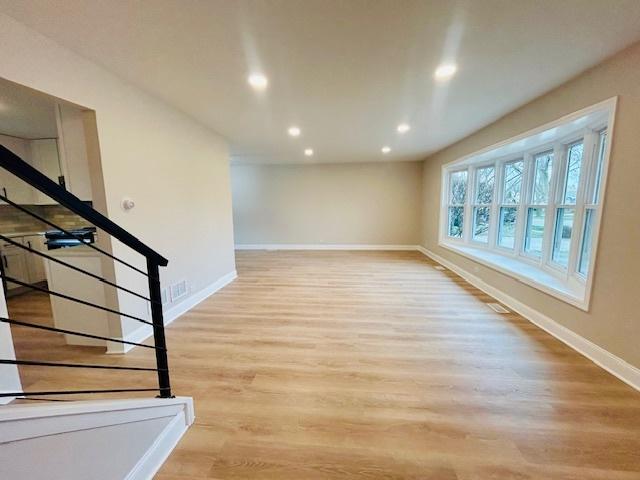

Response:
(0, 286), (20, 403)
(0, 13), (236, 333)
(232, 161), (423, 246)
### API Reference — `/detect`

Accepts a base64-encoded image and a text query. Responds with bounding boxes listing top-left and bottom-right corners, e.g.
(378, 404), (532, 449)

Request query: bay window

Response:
(439, 99), (615, 310)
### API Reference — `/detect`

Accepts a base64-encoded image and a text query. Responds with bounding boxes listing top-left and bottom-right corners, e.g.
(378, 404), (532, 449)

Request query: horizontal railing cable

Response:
(0, 233), (155, 304)
(0, 193), (152, 278)
(1, 277), (154, 326)
(0, 359), (163, 372)
(0, 387), (170, 398)
(0, 317), (163, 351)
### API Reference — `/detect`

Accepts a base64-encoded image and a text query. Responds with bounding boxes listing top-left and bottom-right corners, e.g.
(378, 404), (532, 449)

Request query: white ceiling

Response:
(1, 1), (640, 164)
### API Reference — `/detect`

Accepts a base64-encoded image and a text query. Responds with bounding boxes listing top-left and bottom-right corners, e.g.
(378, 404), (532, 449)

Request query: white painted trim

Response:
(163, 270), (237, 324)
(125, 408), (192, 480)
(0, 397), (194, 480)
(417, 246), (640, 392)
(235, 244), (421, 251)
(118, 270), (237, 352)
(0, 391), (16, 405)
(439, 242), (588, 310)
(440, 97), (617, 169)
(0, 396), (194, 442)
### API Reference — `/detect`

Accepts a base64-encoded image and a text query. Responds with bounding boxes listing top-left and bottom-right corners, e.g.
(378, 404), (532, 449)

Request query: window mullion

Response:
(514, 154), (532, 254)
(488, 161), (502, 247)
(543, 144), (565, 266)
(568, 131), (596, 274)
(463, 167), (475, 243)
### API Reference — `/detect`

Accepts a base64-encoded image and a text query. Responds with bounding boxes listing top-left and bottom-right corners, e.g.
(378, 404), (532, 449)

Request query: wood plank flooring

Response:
(7, 250), (640, 479)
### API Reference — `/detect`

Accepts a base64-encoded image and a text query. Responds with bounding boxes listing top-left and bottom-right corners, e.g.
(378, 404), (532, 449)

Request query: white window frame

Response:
(438, 98), (616, 311)
(445, 169), (468, 240)
(496, 158), (525, 252)
(522, 148), (555, 262)
(470, 163), (495, 245)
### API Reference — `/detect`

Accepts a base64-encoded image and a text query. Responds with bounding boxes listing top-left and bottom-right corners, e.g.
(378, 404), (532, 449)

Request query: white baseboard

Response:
(163, 270), (237, 324)
(417, 246), (640, 392)
(235, 244), (421, 251)
(126, 398), (195, 480)
(119, 270), (237, 352)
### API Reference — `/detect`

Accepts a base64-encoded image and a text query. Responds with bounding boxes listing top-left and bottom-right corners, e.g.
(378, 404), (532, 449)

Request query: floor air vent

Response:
(487, 302), (510, 314)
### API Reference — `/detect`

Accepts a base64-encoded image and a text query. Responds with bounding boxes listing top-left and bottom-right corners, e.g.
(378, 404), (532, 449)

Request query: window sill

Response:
(439, 241), (589, 311)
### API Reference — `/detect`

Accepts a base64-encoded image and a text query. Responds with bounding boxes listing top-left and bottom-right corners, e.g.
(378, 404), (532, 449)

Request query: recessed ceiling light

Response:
(434, 63), (457, 81)
(304, 148), (314, 157)
(247, 73), (268, 90)
(288, 126), (301, 137)
(397, 123), (410, 134)
(381, 146), (391, 154)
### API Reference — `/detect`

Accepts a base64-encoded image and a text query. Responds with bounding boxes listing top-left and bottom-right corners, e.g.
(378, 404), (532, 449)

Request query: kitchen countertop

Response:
(46, 245), (101, 257)
(1, 231), (46, 238)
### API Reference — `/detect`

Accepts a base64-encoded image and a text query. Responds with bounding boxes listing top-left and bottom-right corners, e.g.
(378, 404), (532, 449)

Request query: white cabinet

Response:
(30, 138), (62, 205)
(0, 135), (37, 205)
(44, 247), (110, 347)
(0, 107), (94, 205)
(23, 235), (47, 284)
(57, 104), (93, 202)
(0, 243), (29, 291)
(0, 235), (47, 292)
(0, 169), (34, 205)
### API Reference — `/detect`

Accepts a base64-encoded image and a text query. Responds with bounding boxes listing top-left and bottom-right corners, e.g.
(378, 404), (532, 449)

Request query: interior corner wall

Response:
(231, 161), (423, 246)
(421, 41), (640, 369)
(0, 13), (236, 322)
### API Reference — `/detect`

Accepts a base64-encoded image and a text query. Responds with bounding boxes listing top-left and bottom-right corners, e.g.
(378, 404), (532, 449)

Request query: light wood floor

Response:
(7, 250), (640, 479)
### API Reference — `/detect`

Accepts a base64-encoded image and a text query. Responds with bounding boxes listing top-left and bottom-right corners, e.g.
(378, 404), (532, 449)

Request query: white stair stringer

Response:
(0, 396), (194, 480)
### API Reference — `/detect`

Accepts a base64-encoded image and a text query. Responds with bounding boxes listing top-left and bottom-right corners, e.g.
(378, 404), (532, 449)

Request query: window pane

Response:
(473, 207), (490, 243)
(502, 160), (523, 204)
(578, 209), (595, 275)
(552, 208), (575, 267)
(475, 166), (495, 204)
(450, 170), (468, 205)
(448, 207), (464, 237)
(592, 130), (607, 204)
(524, 207), (545, 257)
(532, 151), (553, 204)
(498, 207), (517, 249)
(563, 142), (583, 204)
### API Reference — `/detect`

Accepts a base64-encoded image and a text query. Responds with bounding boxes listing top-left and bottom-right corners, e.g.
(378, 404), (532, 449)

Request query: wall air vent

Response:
(487, 302), (510, 314)
(161, 288), (169, 306)
(170, 280), (188, 302)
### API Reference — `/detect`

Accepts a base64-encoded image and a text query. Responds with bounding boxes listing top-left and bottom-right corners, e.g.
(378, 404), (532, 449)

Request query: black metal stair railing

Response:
(0, 144), (173, 400)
